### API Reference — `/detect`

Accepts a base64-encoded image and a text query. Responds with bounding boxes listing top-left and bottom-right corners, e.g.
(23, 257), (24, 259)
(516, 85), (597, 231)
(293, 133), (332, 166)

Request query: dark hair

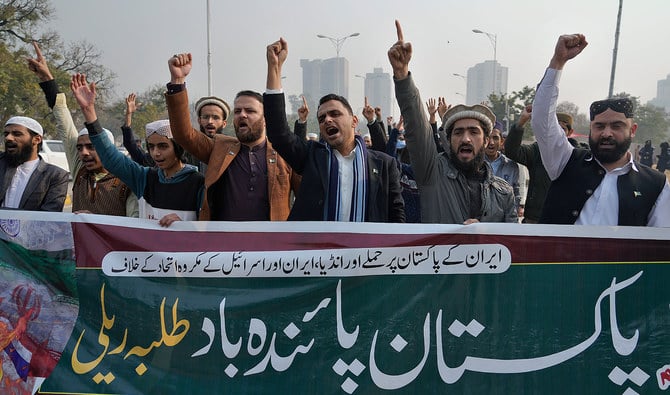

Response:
(235, 90), (263, 104)
(318, 94), (353, 115)
(29, 130), (43, 151)
(171, 138), (186, 163)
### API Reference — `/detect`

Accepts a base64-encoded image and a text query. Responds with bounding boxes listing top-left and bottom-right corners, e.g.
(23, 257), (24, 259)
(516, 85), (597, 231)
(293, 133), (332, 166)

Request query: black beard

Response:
(200, 125), (223, 138)
(449, 147), (486, 177)
(6, 143), (34, 167)
(589, 135), (631, 164)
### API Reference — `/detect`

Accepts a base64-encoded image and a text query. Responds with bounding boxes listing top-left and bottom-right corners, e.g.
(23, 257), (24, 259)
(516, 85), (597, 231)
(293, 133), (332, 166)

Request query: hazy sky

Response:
(48, 0), (669, 119)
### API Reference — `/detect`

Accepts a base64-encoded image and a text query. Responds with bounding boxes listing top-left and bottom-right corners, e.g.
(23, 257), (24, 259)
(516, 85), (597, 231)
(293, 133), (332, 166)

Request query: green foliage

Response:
(611, 92), (670, 144)
(1, 0), (116, 141)
(487, 86), (535, 130)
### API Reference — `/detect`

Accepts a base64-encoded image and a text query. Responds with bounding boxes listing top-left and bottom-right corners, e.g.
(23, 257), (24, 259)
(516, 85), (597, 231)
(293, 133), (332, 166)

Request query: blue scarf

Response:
(324, 135), (368, 221)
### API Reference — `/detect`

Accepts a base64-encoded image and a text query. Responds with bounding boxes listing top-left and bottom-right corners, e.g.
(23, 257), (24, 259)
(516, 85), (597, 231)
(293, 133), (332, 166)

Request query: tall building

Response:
(362, 68), (392, 119)
(650, 74), (670, 112)
(466, 60), (508, 105)
(300, 57), (350, 106)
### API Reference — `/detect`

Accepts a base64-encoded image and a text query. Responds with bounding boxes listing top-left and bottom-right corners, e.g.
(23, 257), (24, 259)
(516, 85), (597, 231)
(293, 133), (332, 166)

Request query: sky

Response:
(47, 0), (669, 120)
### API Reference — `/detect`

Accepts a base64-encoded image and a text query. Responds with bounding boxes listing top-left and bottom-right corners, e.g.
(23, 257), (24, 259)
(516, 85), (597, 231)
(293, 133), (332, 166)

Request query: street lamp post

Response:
(316, 33), (360, 58)
(453, 73), (467, 103)
(472, 29), (497, 97)
(317, 33), (360, 96)
(473, 28), (509, 131)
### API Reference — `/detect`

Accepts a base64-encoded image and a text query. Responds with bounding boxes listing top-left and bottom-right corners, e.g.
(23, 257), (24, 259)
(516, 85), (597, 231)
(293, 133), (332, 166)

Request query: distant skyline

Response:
(48, 0), (670, 120)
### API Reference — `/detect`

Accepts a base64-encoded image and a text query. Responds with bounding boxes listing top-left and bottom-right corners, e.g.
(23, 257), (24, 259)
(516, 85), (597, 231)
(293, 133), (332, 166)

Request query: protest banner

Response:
(0, 211), (667, 394)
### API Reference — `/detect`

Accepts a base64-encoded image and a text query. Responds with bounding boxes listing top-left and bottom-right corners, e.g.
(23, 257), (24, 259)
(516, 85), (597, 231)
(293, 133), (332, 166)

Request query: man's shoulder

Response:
(37, 159), (69, 181)
(367, 149), (397, 166)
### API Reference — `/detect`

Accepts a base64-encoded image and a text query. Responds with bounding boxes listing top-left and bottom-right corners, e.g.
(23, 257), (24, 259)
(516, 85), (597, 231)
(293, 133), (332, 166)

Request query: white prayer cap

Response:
(78, 127), (115, 145)
(5, 116), (44, 136)
(146, 120), (172, 138)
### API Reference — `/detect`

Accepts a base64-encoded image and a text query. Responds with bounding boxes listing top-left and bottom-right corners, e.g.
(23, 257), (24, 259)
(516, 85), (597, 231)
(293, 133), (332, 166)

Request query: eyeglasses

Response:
(199, 115), (223, 121)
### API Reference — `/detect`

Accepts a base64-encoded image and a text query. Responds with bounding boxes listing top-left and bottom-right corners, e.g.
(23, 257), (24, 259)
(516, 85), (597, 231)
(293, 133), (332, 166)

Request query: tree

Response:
(611, 92), (670, 144)
(556, 101), (589, 134)
(0, 0), (116, 142)
(487, 85), (535, 131)
(0, 0), (53, 45)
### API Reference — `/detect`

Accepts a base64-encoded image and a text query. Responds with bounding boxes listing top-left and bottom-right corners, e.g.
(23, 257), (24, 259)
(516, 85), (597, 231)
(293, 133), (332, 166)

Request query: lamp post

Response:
(473, 28), (509, 131)
(472, 29), (497, 97)
(453, 73), (467, 103)
(316, 33), (359, 96)
(316, 33), (360, 58)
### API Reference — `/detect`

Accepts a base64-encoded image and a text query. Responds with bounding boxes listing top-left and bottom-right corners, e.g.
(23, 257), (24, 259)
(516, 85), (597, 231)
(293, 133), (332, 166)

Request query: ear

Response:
(222, 120), (227, 128)
(352, 114), (359, 129)
(33, 134), (42, 145)
(630, 122), (638, 138)
(566, 128), (575, 137)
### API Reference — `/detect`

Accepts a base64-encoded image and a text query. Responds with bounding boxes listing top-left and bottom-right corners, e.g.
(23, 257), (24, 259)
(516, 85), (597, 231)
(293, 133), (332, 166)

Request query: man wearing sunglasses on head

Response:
(532, 34), (669, 226)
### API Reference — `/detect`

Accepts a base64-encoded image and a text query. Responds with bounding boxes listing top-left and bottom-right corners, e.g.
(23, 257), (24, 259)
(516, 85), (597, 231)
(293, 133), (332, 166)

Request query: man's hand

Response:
(550, 34), (588, 70)
(159, 213), (182, 227)
(26, 41), (53, 82)
(362, 97), (375, 123)
(387, 20), (412, 80)
(387, 116), (394, 127)
(427, 98), (438, 123)
(70, 73), (98, 123)
(437, 97), (450, 121)
(168, 53), (192, 84)
(126, 93), (138, 114)
(266, 37), (288, 90)
(298, 95), (309, 123)
(397, 115), (405, 132)
(518, 104), (532, 127)
(125, 93), (138, 127)
(374, 107), (382, 122)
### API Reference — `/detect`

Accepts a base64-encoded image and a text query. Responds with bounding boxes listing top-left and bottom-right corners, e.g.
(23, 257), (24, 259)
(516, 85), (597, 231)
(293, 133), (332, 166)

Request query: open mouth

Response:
(459, 145), (474, 155)
(326, 126), (339, 136)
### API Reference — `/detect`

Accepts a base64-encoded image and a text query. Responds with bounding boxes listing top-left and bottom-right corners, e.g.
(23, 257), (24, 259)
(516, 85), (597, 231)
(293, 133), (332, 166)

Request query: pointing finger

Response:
(364, 96), (369, 107)
(32, 41), (43, 59)
(301, 95), (307, 107)
(395, 20), (404, 42)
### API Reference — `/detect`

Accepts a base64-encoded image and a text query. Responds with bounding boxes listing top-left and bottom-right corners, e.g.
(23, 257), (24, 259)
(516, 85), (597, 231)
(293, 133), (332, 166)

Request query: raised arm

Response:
(28, 42), (80, 175)
(71, 74), (147, 196)
(122, 93), (151, 165)
(531, 34), (588, 180)
(504, 104), (534, 166)
(165, 53), (214, 162)
(266, 37), (287, 91)
(294, 95), (309, 140)
(389, 20), (437, 186)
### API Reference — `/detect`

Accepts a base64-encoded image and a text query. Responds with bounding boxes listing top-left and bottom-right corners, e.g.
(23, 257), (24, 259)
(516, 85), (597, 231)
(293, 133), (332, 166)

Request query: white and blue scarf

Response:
(324, 135), (368, 221)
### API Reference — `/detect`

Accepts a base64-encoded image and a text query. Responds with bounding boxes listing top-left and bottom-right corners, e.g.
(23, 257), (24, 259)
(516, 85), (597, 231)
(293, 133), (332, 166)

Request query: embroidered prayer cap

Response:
(5, 116), (43, 136)
(78, 127), (115, 145)
(195, 96), (231, 120)
(556, 112), (574, 129)
(589, 98), (634, 120)
(146, 120), (172, 138)
(442, 104), (496, 136)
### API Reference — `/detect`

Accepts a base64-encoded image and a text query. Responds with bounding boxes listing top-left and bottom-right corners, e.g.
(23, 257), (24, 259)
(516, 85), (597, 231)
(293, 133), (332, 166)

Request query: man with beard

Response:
(388, 21), (516, 224)
(165, 53), (297, 221)
(1, 116), (68, 211)
(532, 34), (669, 226)
(264, 38), (404, 223)
(28, 42), (139, 216)
(485, 121), (521, 213)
